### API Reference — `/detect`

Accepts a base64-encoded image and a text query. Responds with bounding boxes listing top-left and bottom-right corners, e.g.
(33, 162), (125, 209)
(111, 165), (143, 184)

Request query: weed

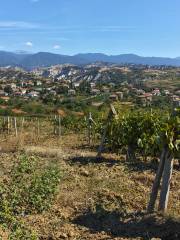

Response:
(0, 154), (62, 239)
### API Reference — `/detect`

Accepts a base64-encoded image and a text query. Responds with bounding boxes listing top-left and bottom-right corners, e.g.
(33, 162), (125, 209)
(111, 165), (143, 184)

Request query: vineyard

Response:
(0, 106), (179, 239)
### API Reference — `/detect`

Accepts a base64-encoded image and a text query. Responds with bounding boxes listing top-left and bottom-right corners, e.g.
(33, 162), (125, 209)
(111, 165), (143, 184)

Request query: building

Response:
(136, 89), (145, 95)
(115, 91), (123, 100)
(171, 95), (179, 101)
(14, 91), (22, 96)
(122, 88), (129, 94)
(27, 91), (39, 98)
(164, 90), (170, 95)
(152, 88), (161, 96)
(91, 89), (100, 95)
(21, 89), (27, 95)
(109, 94), (118, 101)
(73, 82), (80, 88)
(171, 95), (180, 108)
(10, 83), (17, 90)
(36, 80), (42, 86)
(138, 93), (152, 106)
(131, 87), (138, 93)
(175, 90), (180, 96)
(102, 86), (110, 93)
(68, 89), (76, 96)
(90, 82), (96, 88)
(173, 99), (180, 108)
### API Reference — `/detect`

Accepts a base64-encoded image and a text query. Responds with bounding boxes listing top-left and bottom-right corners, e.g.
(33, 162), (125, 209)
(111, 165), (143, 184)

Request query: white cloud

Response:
(53, 45), (61, 49)
(25, 41), (33, 47)
(0, 21), (38, 29)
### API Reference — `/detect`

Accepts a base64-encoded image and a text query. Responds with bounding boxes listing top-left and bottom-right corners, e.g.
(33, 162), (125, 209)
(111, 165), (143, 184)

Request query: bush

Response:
(0, 154), (62, 238)
(8, 155), (61, 214)
(28, 167), (61, 212)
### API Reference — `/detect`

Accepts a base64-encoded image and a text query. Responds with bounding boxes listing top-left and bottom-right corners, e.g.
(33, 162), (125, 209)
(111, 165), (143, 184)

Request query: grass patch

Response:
(0, 154), (62, 239)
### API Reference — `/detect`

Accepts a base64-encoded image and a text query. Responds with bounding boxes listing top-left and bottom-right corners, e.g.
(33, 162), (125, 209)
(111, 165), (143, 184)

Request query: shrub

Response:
(0, 154), (62, 238)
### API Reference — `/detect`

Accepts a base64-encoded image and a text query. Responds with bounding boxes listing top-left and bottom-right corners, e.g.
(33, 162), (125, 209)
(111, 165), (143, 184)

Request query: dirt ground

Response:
(0, 133), (180, 239)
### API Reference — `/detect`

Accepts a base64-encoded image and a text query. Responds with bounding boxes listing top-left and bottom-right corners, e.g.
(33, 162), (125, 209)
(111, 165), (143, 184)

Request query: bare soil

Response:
(0, 133), (180, 239)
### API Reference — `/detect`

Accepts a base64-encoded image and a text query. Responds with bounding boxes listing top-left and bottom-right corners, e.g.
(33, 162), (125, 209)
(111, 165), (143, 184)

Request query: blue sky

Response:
(0, 0), (180, 57)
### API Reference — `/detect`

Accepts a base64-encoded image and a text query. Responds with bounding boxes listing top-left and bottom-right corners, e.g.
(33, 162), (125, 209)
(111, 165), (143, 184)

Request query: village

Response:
(0, 64), (179, 114)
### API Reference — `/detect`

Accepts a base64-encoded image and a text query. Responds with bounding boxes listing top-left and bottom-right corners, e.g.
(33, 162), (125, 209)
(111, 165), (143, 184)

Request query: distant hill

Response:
(20, 52), (86, 68)
(76, 53), (180, 66)
(0, 51), (31, 67)
(0, 51), (180, 69)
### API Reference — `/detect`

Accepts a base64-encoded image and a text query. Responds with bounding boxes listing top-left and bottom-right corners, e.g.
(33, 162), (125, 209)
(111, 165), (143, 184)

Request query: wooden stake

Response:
(97, 104), (117, 158)
(88, 112), (92, 146)
(158, 105), (177, 212)
(37, 118), (40, 138)
(7, 116), (10, 134)
(54, 115), (57, 135)
(87, 112), (96, 146)
(2, 117), (6, 133)
(10, 117), (13, 130)
(97, 123), (108, 158)
(58, 115), (61, 137)
(126, 145), (136, 161)
(158, 150), (173, 212)
(14, 117), (18, 137)
(21, 117), (24, 134)
(147, 147), (166, 212)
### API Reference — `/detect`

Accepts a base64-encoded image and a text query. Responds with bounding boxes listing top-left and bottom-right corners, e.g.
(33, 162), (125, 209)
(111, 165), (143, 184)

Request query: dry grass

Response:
(145, 78), (180, 91)
(0, 132), (179, 239)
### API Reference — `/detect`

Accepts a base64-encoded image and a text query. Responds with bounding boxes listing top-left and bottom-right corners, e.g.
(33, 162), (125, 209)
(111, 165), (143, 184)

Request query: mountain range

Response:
(0, 51), (180, 69)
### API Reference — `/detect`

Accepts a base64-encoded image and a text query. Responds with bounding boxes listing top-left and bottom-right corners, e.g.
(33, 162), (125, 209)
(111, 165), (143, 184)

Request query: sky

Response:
(0, 0), (180, 57)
